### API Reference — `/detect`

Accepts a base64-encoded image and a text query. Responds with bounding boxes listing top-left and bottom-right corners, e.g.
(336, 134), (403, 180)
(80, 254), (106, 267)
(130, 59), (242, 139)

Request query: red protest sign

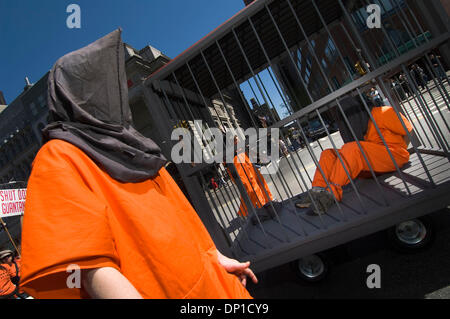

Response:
(0, 188), (27, 218)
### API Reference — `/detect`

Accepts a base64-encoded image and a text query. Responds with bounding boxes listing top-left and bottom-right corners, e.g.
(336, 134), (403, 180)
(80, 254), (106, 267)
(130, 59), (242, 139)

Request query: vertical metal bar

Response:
(267, 67), (294, 115)
(433, 54), (450, 87)
(185, 60), (273, 246)
(286, 0), (333, 90)
(401, 0), (429, 43)
(242, 20), (315, 187)
(423, 54), (450, 111)
(377, 78), (437, 186)
(241, 72), (337, 231)
(389, 77), (427, 147)
(248, 79), (262, 107)
(375, 0), (411, 52)
(201, 172), (255, 252)
(264, 3), (314, 102)
(419, 60), (450, 135)
(199, 49), (288, 244)
(315, 109), (367, 213)
(400, 68), (443, 148)
(159, 85), (199, 161)
(263, 4), (351, 217)
(337, 0), (378, 68)
(211, 42), (260, 130)
(356, 87), (413, 195)
(285, 0), (388, 207)
(387, 0), (419, 48)
(261, 93), (319, 208)
(213, 36), (314, 233)
(296, 117), (351, 219)
(214, 170), (243, 222)
(311, 0), (356, 81)
(334, 100), (390, 206)
(359, 0), (401, 59)
(232, 25), (336, 226)
(254, 72), (308, 201)
(171, 72), (215, 160)
(414, 76), (450, 150)
(202, 174), (234, 241)
(396, 76), (434, 147)
(221, 166), (248, 216)
(230, 26), (320, 214)
(401, 64), (450, 156)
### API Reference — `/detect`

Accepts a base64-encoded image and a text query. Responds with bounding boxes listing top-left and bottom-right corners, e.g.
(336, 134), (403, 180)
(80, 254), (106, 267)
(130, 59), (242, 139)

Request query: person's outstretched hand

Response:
(217, 250), (258, 287)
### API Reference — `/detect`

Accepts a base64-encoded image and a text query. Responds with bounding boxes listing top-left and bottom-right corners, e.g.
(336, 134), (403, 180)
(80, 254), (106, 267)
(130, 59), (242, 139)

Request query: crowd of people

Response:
(391, 52), (447, 100)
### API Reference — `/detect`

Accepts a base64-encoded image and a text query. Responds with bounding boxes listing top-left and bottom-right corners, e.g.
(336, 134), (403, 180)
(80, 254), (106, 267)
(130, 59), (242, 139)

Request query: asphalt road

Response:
(245, 208), (450, 299)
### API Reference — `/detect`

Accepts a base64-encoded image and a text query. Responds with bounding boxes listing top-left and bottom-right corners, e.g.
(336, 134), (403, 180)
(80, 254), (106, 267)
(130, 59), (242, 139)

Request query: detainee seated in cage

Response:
(227, 135), (273, 217)
(19, 30), (257, 299)
(296, 94), (413, 215)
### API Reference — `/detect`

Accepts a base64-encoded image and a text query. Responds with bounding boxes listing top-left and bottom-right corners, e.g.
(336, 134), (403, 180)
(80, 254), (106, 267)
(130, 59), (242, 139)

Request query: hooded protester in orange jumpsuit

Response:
(228, 136), (273, 217)
(20, 29), (257, 299)
(297, 95), (413, 213)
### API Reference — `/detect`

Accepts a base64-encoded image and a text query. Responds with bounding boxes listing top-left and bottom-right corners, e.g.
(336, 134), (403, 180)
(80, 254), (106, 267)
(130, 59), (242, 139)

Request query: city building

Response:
(243, 0), (449, 116)
(250, 98), (281, 127)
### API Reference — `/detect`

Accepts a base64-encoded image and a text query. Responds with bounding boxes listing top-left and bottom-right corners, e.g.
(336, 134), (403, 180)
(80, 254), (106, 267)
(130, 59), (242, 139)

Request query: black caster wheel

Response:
(290, 253), (330, 283)
(387, 216), (435, 253)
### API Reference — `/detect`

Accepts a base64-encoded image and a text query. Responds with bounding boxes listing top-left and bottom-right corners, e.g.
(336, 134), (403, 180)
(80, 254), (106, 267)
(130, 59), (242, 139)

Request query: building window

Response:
(38, 94), (47, 109)
(343, 56), (356, 75)
(304, 55), (312, 84)
(30, 102), (38, 116)
(332, 77), (340, 90)
(296, 48), (302, 72)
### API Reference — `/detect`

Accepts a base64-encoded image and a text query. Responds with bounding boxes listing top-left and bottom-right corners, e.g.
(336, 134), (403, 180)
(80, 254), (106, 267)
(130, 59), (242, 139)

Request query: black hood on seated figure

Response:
(335, 95), (375, 144)
(42, 29), (167, 183)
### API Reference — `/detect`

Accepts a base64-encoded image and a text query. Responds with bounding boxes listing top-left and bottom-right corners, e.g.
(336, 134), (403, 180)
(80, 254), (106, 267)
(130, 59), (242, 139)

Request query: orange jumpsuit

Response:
(229, 152), (273, 217)
(0, 265), (16, 297)
(312, 106), (413, 201)
(20, 139), (252, 299)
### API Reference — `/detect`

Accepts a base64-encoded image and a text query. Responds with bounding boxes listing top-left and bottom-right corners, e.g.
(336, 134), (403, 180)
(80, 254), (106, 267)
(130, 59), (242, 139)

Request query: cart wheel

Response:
(388, 216), (435, 253)
(291, 253), (329, 283)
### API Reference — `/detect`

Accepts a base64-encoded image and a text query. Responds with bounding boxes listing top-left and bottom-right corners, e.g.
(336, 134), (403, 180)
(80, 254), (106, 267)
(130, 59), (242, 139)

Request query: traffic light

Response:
(355, 61), (367, 75)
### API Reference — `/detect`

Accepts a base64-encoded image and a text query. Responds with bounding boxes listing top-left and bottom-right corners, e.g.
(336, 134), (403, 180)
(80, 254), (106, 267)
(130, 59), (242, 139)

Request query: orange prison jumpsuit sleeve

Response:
(20, 152), (121, 298)
(312, 106), (413, 201)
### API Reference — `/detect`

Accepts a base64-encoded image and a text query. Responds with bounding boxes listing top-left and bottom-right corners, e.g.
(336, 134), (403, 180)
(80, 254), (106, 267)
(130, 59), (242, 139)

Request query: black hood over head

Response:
(335, 95), (374, 144)
(42, 29), (167, 183)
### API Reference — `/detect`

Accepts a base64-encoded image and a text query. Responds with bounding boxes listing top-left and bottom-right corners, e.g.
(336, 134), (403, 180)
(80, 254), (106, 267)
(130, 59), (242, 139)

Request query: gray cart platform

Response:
(230, 152), (450, 272)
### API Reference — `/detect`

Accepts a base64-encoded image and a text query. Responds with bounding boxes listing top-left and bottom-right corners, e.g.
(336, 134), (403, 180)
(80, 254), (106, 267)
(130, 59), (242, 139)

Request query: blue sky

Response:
(0, 0), (288, 121)
(0, 0), (247, 103)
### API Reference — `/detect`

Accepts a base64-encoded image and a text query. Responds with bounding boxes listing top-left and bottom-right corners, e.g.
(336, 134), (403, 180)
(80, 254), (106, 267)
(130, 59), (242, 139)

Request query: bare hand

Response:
(217, 250), (258, 287)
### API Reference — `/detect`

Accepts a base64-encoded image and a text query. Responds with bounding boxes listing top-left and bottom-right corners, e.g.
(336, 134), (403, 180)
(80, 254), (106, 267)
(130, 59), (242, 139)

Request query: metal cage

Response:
(142, 0), (450, 272)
